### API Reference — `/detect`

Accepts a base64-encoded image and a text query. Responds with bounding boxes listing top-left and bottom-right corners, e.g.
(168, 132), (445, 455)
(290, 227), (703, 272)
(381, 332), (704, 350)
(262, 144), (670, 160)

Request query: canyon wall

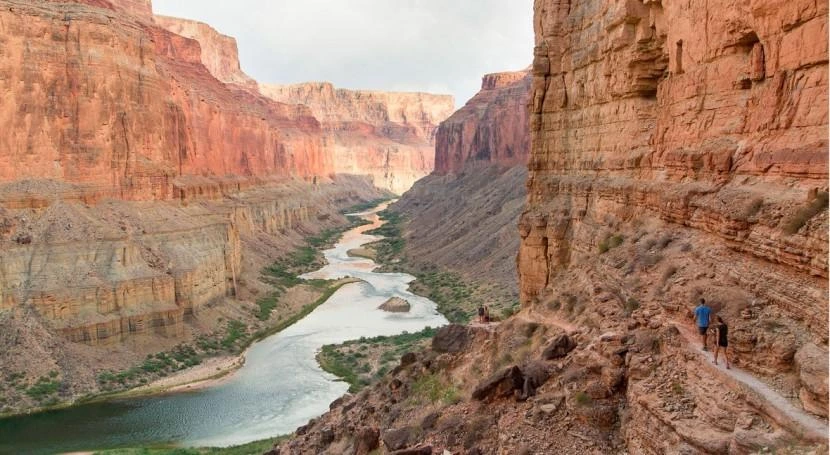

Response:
(260, 83), (455, 194)
(519, 0), (829, 451)
(394, 69), (531, 295)
(434, 70), (531, 174)
(276, 2), (828, 454)
(0, 0), (329, 203)
(154, 16), (257, 89)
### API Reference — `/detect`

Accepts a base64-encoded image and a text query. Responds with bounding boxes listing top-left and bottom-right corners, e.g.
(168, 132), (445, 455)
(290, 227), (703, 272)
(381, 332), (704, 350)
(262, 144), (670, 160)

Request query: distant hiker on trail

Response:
(713, 316), (730, 369)
(484, 306), (491, 324)
(693, 298), (712, 350)
(478, 305), (486, 323)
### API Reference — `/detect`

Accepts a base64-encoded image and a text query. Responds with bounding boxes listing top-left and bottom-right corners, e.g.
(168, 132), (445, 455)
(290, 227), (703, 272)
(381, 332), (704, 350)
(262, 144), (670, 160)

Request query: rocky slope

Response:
(260, 83), (455, 194)
(519, 0), (828, 451)
(392, 70), (531, 298)
(273, 1), (828, 454)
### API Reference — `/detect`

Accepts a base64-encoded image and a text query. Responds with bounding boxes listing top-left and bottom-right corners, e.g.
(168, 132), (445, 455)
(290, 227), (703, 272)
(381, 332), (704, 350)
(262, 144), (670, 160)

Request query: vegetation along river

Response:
(0, 203), (448, 454)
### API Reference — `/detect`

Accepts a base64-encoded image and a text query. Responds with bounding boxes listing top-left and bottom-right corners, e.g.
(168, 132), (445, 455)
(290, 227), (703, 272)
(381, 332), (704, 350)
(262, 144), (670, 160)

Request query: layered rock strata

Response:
(434, 70), (531, 174)
(260, 83), (455, 194)
(0, 0), (329, 202)
(519, 0), (829, 449)
(393, 69), (531, 297)
(154, 16), (257, 89)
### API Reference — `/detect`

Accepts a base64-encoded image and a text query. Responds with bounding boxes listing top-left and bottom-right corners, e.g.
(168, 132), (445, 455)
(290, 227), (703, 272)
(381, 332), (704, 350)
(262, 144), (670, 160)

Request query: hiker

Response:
(713, 316), (730, 369)
(693, 298), (712, 350)
(478, 305), (486, 323)
(484, 306), (491, 324)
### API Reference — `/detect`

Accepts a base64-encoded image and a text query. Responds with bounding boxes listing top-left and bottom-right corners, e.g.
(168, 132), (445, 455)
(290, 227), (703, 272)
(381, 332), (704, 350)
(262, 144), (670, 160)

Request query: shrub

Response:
(624, 298), (640, 315)
(26, 378), (61, 400)
(574, 391), (593, 406)
(599, 234), (624, 254)
(783, 191), (828, 234)
(412, 373), (460, 405)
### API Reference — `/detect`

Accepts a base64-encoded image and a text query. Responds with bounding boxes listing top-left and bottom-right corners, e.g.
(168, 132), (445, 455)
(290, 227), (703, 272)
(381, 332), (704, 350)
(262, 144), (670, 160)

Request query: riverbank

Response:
(0, 199), (449, 453)
(313, 206), (519, 393)
(0, 200), (386, 419)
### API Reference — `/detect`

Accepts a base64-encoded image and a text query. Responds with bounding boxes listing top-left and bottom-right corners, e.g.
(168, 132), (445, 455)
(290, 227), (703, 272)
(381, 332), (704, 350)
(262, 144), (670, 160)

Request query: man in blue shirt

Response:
(693, 298), (712, 350)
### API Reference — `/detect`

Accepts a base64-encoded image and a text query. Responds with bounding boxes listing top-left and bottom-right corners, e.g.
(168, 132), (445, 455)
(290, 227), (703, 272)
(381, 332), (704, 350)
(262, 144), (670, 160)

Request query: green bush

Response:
(599, 234), (624, 254)
(26, 378), (61, 400)
(574, 391), (592, 406)
(784, 191), (828, 234)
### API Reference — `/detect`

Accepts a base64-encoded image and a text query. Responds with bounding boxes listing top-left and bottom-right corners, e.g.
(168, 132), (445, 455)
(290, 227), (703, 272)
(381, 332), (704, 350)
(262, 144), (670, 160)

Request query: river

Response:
(0, 204), (448, 454)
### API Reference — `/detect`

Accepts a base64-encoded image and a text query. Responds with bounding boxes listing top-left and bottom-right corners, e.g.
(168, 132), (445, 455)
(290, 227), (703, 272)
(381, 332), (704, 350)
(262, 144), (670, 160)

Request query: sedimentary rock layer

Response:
(434, 70), (531, 174)
(520, 0), (829, 448)
(0, 0), (328, 201)
(154, 15), (257, 89)
(260, 83), (455, 194)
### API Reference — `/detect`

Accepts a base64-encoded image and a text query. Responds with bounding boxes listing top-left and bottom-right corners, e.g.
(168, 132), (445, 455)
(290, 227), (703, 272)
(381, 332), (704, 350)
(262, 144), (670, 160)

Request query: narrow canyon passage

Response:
(0, 206), (448, 454)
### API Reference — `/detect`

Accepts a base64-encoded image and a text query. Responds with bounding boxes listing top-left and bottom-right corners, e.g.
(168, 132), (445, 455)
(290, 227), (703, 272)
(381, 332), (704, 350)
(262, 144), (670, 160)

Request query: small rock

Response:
(390, 446), (432, 455)
(542, 334), (577, 360)
(354, 427), (380, 454)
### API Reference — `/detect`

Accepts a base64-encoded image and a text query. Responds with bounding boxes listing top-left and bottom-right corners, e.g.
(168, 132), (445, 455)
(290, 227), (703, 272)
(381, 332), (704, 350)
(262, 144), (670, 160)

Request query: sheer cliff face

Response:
(260, 83), (455, 194)
(154, 16), (257, 89)
(520, 0), (829, 447)
(0, 0), (328, 202)
(434, 70), (531, 174)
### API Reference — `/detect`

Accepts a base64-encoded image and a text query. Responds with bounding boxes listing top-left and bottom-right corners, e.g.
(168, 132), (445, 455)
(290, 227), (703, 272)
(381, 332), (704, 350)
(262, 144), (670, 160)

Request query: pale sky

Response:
(153, 0), (534, 107)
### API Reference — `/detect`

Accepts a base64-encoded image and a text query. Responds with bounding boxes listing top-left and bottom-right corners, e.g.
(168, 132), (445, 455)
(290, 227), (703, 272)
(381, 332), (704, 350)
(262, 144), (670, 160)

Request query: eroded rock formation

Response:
(434, 70), (531, 174)
(260, 83), (455, 194)
(155, 16), (257, 89)
(0, 0), (329, 203)
(519, 0), (828, 451)
(393, 69), (531, 296)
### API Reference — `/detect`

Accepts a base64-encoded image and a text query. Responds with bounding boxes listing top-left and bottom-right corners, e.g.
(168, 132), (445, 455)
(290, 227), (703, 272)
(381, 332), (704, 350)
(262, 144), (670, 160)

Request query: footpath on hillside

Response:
(671, 320), (829, 442)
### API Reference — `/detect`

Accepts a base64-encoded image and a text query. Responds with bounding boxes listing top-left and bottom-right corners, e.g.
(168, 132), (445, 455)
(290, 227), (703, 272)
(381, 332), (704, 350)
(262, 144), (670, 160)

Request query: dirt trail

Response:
(671, 320), (829, 442)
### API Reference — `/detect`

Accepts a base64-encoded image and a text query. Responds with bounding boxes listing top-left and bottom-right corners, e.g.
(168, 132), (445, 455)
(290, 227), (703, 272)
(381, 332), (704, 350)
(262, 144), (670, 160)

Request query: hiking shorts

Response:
(697, 326), (709, 335)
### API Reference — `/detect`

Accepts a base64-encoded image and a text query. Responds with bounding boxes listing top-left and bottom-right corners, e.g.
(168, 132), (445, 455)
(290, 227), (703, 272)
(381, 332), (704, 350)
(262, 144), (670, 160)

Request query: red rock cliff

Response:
(154, 15), (257, 89)
(434, 70), (531, 174)
(0, 0), (329, 202)
(520, 0), (828, 449)
(260, 82), (455, 194)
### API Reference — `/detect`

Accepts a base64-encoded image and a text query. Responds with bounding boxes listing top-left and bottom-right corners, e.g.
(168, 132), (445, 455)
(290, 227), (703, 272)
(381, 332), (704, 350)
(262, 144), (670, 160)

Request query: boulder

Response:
(541, 334), (576, 359)
(432, 324), (471, 353)
(382, 427), (415, 451)
(472, 365), (524, 401)
(400, 352), (418, 367)
(794, 342), (829, 417)
(353, 427), (380, 454)
(379, 297), (411, 313)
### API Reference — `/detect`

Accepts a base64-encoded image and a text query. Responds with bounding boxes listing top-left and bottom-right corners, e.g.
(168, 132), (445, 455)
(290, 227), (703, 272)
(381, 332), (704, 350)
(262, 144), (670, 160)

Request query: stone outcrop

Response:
(260, 83), (455, 194)
(519, 0), (829, 450)
(434, 70), (531, 174)
(154, 16), (257, 89)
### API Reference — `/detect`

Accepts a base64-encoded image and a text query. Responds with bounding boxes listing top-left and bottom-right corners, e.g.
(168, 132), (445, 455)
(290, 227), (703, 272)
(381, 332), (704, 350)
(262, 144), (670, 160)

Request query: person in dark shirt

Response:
(478, 305), (485, 323)
(713, 316), (730, 369)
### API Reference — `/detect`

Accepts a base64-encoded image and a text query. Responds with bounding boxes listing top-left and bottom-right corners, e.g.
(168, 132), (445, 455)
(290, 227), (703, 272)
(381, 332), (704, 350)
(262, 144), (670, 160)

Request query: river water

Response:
(0, 205), (448, 454)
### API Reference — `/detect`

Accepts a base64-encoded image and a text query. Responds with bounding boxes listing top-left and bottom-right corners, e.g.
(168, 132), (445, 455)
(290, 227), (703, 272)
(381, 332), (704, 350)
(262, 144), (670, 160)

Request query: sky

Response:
(153, 0), (534, 107)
